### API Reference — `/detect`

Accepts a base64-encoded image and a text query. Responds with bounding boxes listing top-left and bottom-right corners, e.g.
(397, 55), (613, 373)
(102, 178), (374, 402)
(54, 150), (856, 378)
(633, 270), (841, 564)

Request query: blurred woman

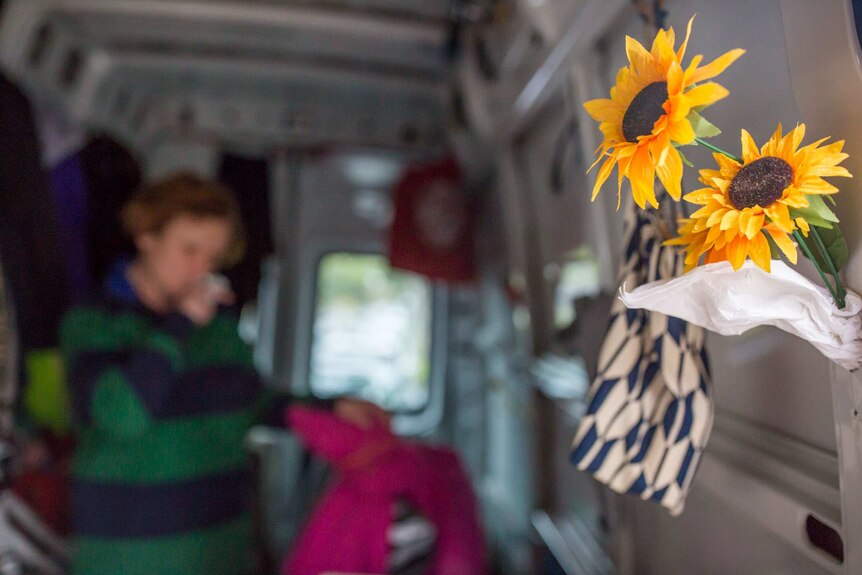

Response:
(60, 173), (386, 575)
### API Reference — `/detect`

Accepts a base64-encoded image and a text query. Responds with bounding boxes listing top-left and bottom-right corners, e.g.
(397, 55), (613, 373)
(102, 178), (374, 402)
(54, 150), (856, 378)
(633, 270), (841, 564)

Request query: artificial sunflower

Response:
(584, 16), (744, 209)
(668, 123), (851, 272)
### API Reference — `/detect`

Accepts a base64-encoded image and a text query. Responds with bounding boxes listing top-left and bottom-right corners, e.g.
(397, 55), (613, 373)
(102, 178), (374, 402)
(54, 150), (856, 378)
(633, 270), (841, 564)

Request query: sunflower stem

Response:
(810, 226), (847, 308)
(793, 230), (844, 309)
(694, 137), (743, 163)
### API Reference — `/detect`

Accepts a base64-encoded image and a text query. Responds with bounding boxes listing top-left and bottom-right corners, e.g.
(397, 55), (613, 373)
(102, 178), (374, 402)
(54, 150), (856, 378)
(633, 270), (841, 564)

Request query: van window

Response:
(554, 246), (601, 330)
(309, 252), (432, 412)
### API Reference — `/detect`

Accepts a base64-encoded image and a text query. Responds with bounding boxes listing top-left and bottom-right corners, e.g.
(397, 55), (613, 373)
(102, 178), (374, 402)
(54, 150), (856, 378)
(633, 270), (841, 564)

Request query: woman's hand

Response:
(176, 274), (235, 325)
(333, 398), (391, 430)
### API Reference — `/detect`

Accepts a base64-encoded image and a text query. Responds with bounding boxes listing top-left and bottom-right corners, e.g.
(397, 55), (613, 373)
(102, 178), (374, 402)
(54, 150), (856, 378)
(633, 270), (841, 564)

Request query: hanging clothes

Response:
(570, 204), (712, 515)
(34, 97), (86, 172)
(0, 72), (68, 352)
(78, 135), (141, 287)
(49, 156), (92, 304)
(388, 157), (476, 283)
(33, 98), (92, 305)
(283, 405), (487, 575)
(217, 153), (274, 309)
(0, 70), (71, 575)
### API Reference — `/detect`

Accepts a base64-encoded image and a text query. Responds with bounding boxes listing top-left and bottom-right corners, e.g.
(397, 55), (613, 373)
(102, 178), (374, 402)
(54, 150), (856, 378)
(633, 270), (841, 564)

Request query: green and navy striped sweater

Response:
(60, 266), (283, 575)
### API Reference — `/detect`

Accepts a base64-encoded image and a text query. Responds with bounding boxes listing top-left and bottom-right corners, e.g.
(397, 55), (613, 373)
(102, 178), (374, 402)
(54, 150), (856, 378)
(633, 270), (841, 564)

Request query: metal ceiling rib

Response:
(185, 0), (455, 24)
(52, 0), (448, 47)
(53, 14), (446, 81)
(51, 0), (451, 77)
(0, 0), (456, 150)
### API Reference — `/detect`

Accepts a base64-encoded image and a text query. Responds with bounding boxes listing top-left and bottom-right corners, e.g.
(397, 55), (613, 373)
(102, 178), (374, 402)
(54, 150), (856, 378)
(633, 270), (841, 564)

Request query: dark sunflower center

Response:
(727, 156), (793, 210)
(622, 81), (668, 143)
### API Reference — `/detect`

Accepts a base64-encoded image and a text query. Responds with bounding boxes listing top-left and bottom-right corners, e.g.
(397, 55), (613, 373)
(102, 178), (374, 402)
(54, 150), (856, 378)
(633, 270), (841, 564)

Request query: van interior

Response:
(1, 0), (862, 574)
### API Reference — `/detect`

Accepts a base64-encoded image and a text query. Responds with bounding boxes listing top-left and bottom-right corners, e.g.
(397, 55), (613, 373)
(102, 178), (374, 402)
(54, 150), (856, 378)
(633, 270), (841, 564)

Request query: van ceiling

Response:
(0, 0), (470, 151)
(208, 0), (455, 23)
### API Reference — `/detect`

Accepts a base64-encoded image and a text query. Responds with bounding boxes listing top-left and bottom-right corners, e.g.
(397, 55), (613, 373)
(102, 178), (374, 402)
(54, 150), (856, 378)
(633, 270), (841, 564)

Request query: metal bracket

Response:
(831, 366), (862, 574)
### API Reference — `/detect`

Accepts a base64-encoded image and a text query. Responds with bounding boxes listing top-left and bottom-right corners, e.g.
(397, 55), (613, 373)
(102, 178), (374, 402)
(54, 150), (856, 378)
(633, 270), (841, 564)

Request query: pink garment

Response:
(282, 405), (487, 575)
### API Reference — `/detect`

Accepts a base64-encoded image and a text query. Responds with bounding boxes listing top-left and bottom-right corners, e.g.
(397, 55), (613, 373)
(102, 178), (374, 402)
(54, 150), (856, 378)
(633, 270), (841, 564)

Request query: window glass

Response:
(554, 246), (602, 330)
(309, 252), (432, 411)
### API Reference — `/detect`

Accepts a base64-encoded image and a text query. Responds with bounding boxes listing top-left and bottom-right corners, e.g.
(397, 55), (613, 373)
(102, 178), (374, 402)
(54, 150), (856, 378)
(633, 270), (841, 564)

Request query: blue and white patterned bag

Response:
(571, 205), (712, 515)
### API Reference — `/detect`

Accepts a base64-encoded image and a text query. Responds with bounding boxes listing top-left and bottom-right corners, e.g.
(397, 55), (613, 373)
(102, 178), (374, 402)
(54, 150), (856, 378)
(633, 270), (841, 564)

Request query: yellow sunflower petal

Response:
(654, 143), (683, 200)
(745, 212), (765, 239)
(727, 237), (748, 270)
(616, 155), (628, 209)
(667, 60), (685, 96)
(765, 202), (793, 232)
(626, 35), (653, 74)
(676, 16), (695, 61)
(591, 154), (617, 201)
(714, 152), (742, 175)
(788, 123), (806, 153)
(705, 221), (723, 245)
(705, 246), (728, 265)
(761, 123), (783, 156)
(807, 165), (851, 178)
(611, 68), (637, 103)
(587, 148), (609, 173)
(719, 209), (738, 230)
(737, 209), (752, 235)
(778, 126), (801, 160)
(690, 203), (715, 219)
(648, 131), (671, 166)
(665, 236), (689, 246)
(765, 225), (798, 264)
(626, 145), (657, 209)
(651, 28), (676, 69)
(805, 141), (850, 168)
(699, 166), (722, 185)
(797, 136), (831, 156)
(683, 188), (716, 203)
(682, 82), (730, 109)
(666, 115), (696, 144)
(690, 48), (746, 84)
(749, 232), (772, 272)
(584, 98), (624, 122)
(798, 178), (839, 195)
(683, 54), (704, 84)
(813, 140), (846, 156)
(705, 206), (726, 227)
(713, 178), (731, 193)
(741, 129), (760, 163)
(616, 145), (640, 207)
(778, 189), (809, 208)
(760, 122), (782, 157)
(725, 227), (738, 243)
(684, 247), (703, 271)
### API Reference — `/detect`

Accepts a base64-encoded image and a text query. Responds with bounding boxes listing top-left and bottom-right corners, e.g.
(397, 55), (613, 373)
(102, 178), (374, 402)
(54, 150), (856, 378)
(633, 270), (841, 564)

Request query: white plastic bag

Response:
(620, 261), (862, 371)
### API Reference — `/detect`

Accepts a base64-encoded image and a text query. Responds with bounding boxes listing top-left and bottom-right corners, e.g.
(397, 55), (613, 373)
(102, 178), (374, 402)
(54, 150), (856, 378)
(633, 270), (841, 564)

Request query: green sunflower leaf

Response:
(687, 110), (722, 139)
(789, 195), (840, 230)
(677, 147), (694, 168)
(799, 224), (849, 273)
